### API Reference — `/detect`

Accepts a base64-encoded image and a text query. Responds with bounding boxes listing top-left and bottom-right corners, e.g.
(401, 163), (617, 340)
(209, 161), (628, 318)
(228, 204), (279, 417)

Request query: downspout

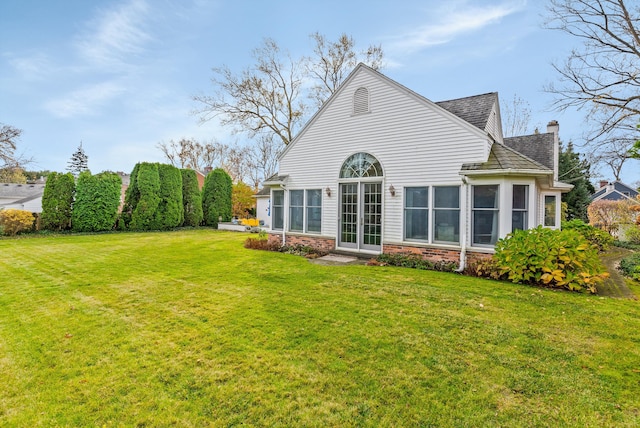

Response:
(280, 183), (287, 246)
(455, 178), (468, 273)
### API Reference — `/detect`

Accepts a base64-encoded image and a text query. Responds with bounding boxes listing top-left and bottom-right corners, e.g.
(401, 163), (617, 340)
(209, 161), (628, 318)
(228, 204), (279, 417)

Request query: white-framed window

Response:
(472, 185), (499, 246)
(306, 189), (322, 233)
(289, 190), (304, 232)
(512, 185), (529, 232)
(544, 195), (558, 227)
(272, 190), (284, 230)
(433, 186), (460, 243)
(404, 187), (429, 241)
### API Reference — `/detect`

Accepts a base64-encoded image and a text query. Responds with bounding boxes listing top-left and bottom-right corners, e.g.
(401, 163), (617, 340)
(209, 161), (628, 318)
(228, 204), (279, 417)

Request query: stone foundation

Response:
(268, 233), (336, 253)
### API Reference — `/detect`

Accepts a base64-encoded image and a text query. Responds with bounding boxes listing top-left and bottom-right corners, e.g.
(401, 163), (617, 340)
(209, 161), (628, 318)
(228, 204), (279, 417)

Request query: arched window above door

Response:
(339, 152), (383, 178)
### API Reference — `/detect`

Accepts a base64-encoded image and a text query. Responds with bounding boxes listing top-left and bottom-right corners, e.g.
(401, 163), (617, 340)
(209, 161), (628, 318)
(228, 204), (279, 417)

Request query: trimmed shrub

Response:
(72, 171), (122, 232)
(244, 235), (281, 251)
(0, 209), (35, 235)
(202, 168), (232, 228)
(40, 172), (75, 231)
(151, 164), (183, 230)
(623, 225), (640, 245)
(129, 163), (160, 231)
(562, 219), (613, 251)
(619, 253), (640, 281)
(181, 169), (203, 227)
(493, 226), (608, 293)
(120, 163), (140, 229)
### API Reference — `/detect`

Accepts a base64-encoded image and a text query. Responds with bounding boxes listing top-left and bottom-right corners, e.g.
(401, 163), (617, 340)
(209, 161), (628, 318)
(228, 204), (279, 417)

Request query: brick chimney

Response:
(599, 180), (609, 189)
(547, 120), (559, 181)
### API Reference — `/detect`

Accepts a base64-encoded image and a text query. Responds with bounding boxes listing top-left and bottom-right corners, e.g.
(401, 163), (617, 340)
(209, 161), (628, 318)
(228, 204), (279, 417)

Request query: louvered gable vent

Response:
(353, 87), (369, 114)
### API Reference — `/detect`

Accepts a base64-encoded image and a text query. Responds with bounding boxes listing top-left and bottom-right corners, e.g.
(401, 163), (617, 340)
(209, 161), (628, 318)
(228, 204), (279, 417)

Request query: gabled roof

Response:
(461, 142), (551, 174)
(436, 93), (497, 132)
(591, 180), (639, 202)
(504, 133), (555, 170)
(0, 183), (45, 199)
(262, 173), (288, 186)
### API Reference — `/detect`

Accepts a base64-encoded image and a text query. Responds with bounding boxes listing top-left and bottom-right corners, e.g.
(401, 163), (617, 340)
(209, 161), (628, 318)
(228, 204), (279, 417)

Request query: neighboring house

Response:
(0, 183), (46, 213)
(253, 187), (271, 228)
(591, 180), (639, 202)
(262, 64), (572, 268)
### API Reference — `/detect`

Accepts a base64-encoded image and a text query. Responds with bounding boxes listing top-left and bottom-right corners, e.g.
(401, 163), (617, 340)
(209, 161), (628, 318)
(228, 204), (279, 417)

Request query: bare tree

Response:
(590, 135), (637, 180)
(157, 138), (222, 171)
(306, 32), (384, 108)
(194, 33), (385, 146)
(245, 135), (284, 189)
(193, 38), (306, 146)
(1, 123), (25, 168)
(501, 94), (533, 137)
(544, 0), (640, 139)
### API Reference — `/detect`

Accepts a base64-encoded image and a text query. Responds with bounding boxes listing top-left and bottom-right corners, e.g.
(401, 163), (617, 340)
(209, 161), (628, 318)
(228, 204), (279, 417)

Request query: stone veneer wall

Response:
(268, 233), (494, 265)
(268, 233), (336, 252)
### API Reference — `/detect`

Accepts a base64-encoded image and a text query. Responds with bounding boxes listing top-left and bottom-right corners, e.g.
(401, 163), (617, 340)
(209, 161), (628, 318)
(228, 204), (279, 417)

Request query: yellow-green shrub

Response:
(493, 226), (608, 293)
(0, 209), (35, 236)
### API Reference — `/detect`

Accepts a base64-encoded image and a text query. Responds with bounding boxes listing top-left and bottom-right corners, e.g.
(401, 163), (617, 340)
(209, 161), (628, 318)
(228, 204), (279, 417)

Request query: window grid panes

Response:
(339, 153), (383, 178)
(472, 185), (499, 246)
(363, 183), (382, 246)
(434, 186), (460, 243)
(272, 190), (284, 230)
(404, 187), (428, 241)
(512, 185), (528, 232)
(341, 184), (358, 244)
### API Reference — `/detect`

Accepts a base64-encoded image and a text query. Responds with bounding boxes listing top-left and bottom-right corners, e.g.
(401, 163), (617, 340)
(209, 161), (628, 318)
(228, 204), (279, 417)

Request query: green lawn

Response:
(1, 230), (639, 426)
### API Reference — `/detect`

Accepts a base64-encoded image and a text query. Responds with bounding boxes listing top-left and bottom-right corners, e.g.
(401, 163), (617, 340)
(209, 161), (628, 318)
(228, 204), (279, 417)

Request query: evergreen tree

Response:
(67, 142), (89, 176)
(559, 141), (595, 222)
(151, 163), (183, 230)
(120, 163), (140, 229)
(72, 171), (121, 232)
(181, 169), (203, 227)
(129, 162), (160, 231)
(40, 172), (75, 230)
(202, 168), (232, 227)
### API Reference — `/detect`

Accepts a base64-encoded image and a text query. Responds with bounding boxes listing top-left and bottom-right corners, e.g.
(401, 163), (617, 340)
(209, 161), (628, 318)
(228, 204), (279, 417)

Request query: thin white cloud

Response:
(44, 81), (126, 118)
(388, 1), (526, 54)
(5, 52), (53, 80)
(75, 0), (152, 68)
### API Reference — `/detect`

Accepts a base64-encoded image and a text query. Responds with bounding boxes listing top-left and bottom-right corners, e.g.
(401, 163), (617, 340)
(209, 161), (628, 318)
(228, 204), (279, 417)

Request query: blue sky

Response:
(1, 0), (638, 185)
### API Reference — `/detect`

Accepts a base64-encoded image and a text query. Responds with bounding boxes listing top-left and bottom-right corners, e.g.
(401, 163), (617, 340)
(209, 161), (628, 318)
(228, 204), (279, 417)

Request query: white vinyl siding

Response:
(278, 67), (488, 243)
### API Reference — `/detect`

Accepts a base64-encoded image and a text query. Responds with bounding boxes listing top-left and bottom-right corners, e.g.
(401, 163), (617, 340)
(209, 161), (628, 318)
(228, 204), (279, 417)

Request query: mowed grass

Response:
(0, 230), (639, 426)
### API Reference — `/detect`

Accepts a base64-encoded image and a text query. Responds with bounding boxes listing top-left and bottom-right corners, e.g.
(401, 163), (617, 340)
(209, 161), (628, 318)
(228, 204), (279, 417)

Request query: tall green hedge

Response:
(40, 172), (75, 231)
(151, 164), (183, 230)
(72, 171), (122, 232)
(181, 169), (203, 227)
(129, 162), (160, 231)
(120, 163), (140, 229)
(202, 168), (232, 228)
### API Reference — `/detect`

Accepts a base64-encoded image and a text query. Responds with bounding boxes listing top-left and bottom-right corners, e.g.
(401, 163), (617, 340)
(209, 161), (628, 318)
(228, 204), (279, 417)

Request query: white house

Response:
(0, 183), (46, 213)
(263, 64), (572, 268)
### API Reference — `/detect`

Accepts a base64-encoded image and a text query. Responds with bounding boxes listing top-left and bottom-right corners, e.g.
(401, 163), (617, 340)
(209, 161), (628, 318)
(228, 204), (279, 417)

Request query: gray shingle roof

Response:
(436, 92), (497, 131)
(461, 142), (551, 173)
(504, 133), (555, 170)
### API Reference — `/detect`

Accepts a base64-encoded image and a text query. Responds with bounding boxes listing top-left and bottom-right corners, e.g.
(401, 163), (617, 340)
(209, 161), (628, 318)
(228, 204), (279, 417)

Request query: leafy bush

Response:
(618, 253), (640, 281)
(465, 258), (502, 280)
(280, 244), (328, 258)
(0, 209), (35, 236)
(623, 225), (640, 245)
(180, 169), (203, 227)
(40, 172), (75, 231)
(562, 218), (613, 251)
(376, 253), (458, 272)
(72, 171), (121, 232)
(494, 226), (608, 293)
(244, 235), (281, 251)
